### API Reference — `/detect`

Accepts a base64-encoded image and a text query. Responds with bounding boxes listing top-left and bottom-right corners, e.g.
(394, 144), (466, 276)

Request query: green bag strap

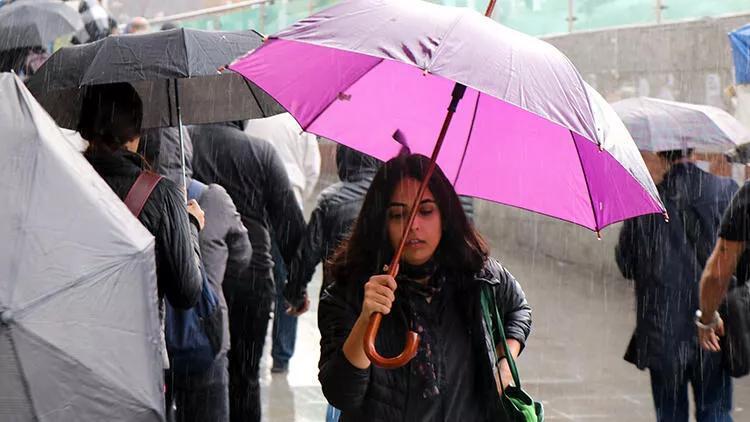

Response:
(481, 285), (522, 389)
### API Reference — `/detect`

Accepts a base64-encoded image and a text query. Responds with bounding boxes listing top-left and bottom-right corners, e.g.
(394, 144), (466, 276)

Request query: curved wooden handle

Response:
(364, 312), (420, 369)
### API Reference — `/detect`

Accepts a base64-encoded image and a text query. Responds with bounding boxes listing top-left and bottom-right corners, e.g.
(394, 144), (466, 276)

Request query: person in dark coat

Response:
(616, 150), (737, 422)
(285, 145), (381, 310)
(188, 121), (305, 422)
(141, 127), (252, 422)
(78, 83), (203, 371)
(318, 153), (532, 422)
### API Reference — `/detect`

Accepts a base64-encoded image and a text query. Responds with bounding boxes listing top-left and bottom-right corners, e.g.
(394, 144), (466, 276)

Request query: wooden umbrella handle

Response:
(363, 259), (419, 369)
(364, 313), (421, 369)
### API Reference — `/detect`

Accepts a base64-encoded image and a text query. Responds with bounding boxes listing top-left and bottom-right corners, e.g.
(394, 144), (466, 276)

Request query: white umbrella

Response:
(0, 72), (164, 421)
(612, 96), (750, 153)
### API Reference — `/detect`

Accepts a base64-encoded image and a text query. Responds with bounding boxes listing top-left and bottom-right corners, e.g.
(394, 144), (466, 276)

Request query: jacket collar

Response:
(85, 147), (146, 177)
(471, 258), (505, 286)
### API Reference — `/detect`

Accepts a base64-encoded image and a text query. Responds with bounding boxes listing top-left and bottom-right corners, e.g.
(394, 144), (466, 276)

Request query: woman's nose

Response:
(409, 216), (421, 231)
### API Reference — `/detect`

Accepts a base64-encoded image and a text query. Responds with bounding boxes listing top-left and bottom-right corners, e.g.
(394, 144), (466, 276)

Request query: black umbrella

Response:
(28, 27), (283, 189)
(0, 0), (83, 50)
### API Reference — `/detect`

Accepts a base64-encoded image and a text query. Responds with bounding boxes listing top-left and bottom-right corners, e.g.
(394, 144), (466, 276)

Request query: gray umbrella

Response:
(27, 27), (283, 189)
(0, 72), (165, 421)
(0, 0), (83, 50)
(612, 96), (750, 153)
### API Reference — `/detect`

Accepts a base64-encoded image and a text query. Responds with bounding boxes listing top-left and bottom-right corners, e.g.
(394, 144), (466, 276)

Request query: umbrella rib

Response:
(167, 79), (174, 127)
(426, 10), (467, 72)
(301, 57), (385, 132)
(6, 329), (41, 422)
(570, 130), (601, 233)
(13, 249), (151, 319)
(181, 27), (191, 78)
(453, 89), (482, 186)
(242, 77), (270, 118)
(7, 96), (42, 307)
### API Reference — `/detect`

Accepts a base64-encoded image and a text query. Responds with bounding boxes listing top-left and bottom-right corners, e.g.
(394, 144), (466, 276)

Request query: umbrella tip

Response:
(596, 230), (602, 240)
(663, 212), (670, 223)
(0, 310), (13, 325)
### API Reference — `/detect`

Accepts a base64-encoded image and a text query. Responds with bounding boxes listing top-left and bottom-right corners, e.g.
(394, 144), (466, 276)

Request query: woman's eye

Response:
(389, 212), (404, 220)
(419, 207), (435, 216)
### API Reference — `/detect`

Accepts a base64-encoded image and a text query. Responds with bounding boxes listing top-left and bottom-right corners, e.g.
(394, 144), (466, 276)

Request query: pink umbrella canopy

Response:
(230, 0), (664, 232)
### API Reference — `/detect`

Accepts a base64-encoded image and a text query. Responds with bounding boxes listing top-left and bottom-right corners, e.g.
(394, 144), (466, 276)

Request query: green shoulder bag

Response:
(480, 285), (544, 422)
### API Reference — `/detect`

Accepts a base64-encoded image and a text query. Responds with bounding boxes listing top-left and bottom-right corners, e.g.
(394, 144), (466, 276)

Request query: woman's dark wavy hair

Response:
(78, 82), (143, 151)
(328, 153), (489, 285)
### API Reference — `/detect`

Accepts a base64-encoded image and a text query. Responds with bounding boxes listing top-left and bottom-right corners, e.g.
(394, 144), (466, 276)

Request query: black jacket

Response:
(189, 122), (305, 296)
(318, 258), (532, 422)
(285, 146), (380, 304)
(616, 163), (737, 371)
(85, 148), (202, 309)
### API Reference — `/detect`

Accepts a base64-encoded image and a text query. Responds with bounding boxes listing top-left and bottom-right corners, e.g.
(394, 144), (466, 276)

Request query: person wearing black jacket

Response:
(616, 150), (737, 422)
(189, 121), (305, 422)
(319, 154), (532, 421)
(285, 145), (381, 309)
(141, 127), (252, 422)
(78, 83), (203, 371)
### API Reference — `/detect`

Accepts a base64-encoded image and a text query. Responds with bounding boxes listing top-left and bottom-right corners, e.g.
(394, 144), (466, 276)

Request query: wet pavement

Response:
(258, 239), (750, 421)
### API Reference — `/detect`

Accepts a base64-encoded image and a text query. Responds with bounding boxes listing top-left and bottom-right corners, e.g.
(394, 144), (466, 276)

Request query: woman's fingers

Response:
(362, 275), (398, 317)
(375, 285), (396, 302)
(370, 275), (397, 291)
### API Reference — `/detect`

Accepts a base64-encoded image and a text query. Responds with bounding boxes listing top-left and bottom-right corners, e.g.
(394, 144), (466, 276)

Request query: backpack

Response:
(125, 173), (222, 374)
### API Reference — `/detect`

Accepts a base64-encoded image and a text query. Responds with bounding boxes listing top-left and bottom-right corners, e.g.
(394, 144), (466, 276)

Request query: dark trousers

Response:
(271, 240), (297, 368)
(649, 351), (733, 422)
(224, 273), (273, 422)
(165, 355), (230, 422)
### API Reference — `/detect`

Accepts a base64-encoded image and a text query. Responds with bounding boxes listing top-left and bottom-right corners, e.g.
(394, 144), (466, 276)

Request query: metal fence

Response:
(152, 0), (750, 36)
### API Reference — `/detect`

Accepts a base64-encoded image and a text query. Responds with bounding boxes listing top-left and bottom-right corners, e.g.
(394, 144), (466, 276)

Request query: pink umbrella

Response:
(230, 0), (664, 368)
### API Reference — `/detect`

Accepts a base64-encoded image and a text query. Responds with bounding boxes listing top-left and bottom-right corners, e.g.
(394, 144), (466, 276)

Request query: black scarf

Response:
(397, 259), (445, 399)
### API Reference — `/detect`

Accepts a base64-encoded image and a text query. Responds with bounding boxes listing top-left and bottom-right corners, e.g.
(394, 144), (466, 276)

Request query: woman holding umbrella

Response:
(318, 153), (532, 421)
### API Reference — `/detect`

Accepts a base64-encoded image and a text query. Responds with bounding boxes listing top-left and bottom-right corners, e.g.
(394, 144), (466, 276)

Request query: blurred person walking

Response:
(141, 127), (252, 422)
(189, 121), (305, 422)
(616, 150), (737, 422)
(245, 112), (321, 374)
(285, 144), (380, 308)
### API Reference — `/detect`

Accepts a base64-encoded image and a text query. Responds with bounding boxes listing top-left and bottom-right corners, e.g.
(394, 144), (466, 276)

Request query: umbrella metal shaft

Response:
(174, 79), (189, 196)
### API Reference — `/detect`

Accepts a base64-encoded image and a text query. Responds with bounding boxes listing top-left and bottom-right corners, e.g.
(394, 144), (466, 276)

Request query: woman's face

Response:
(387, 177), (442, 266)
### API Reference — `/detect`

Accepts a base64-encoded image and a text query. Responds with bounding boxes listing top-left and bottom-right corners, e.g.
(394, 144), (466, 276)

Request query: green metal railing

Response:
(151, 0), (750, 37)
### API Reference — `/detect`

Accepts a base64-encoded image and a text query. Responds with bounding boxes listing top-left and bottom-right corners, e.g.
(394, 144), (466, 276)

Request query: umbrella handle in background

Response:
(364, 83), (467, 369)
